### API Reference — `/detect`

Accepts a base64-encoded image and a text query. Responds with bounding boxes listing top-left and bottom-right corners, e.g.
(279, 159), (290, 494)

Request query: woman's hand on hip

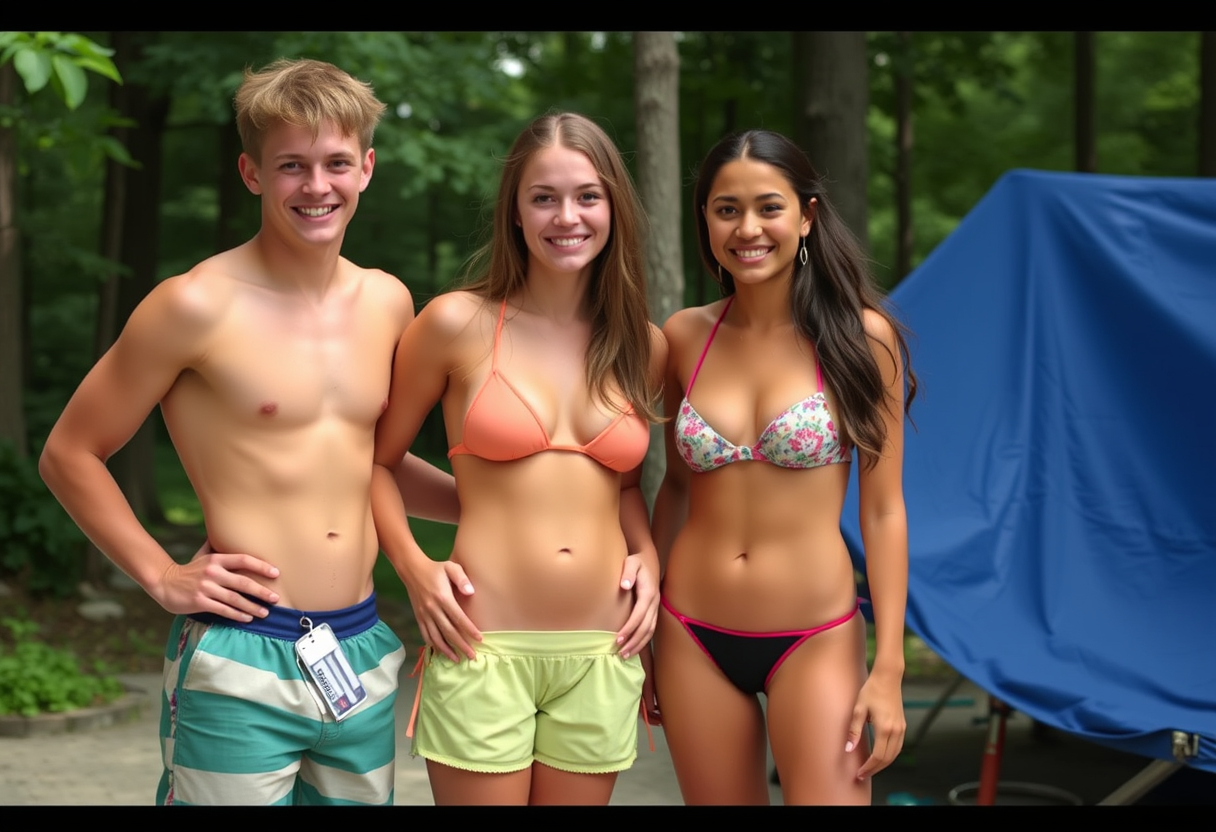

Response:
(615, 553), (659, 659)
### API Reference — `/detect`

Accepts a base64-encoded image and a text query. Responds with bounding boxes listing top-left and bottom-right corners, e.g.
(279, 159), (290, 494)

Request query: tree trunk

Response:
(215, 120), (242, 252)
(107, 70), (171, 528)
(562, 32), (579, 101)
(894, 32), (914, 283)
(720, 33), (743, 137)
(1200, 32), (1216, 177)
(793, 31), (870, 251)
(427, 185), (439, 291)
(1074, 32), (1096, 173)
(691, 46), (709, 308)
(695, 74), (710, 308)
(633, 32), (682, 509)
(94, 31), (131, 360)
(85, 41), (171, 585)
(0, 62), (25, 457)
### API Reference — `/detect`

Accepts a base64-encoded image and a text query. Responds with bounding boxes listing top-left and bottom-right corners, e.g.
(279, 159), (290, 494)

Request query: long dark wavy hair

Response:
(461, 112), (659, 422)
(693, 130), (917, 466)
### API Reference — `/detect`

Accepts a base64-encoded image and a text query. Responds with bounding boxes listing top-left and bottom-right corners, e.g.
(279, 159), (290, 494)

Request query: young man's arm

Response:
(39, 274), (280, 621)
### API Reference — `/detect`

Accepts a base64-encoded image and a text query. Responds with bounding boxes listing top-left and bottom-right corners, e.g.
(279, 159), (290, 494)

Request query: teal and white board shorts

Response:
(156, 593), (405, 805)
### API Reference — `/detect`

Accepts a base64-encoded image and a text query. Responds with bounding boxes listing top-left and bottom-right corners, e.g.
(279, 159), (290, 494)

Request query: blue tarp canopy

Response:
(841, 169), (1216, 772)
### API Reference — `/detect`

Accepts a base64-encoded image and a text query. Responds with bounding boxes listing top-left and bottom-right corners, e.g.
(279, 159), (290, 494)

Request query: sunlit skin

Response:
(651, 157), (908, 804)
(39, 119), (458, 620)
(370, 141), (664, 805)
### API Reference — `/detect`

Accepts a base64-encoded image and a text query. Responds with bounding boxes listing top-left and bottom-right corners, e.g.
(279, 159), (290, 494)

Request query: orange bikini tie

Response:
(405, 646), (427, 739)
(639, 699), (656, 753)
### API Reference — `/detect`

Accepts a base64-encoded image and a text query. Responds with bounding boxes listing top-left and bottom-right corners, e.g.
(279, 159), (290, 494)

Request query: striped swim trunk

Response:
(156, 594), (405, 805)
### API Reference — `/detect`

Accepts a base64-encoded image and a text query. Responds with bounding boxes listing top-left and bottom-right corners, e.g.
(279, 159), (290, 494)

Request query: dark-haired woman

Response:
(651, 130), (916, 805)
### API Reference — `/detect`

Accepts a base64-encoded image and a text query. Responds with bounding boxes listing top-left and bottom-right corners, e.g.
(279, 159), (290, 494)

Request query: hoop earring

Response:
(799, 236), (808, 266)
(716, 262), (724, 286)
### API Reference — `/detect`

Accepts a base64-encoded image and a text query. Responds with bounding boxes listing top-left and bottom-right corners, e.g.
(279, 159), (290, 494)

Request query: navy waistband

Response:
(190, 592), (380, 641)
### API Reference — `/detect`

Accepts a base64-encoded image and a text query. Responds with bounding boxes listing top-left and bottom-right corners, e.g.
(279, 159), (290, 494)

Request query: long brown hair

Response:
(693, 130), (918, 466)
(462, 112), (659, 421)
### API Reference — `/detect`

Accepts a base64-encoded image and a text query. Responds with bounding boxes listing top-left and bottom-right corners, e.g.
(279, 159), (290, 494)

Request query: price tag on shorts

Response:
(295, 621), (367, 721)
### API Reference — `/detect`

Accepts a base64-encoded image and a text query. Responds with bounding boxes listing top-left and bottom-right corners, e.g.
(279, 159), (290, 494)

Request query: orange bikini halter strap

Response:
(490, 299), (509, 371)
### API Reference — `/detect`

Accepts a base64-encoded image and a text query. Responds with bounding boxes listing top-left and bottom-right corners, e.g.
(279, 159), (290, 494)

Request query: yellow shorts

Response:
(410, 631), (644, 775)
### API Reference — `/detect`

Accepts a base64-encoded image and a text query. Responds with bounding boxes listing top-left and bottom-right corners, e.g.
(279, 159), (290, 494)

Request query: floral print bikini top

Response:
(675, 297), (852, 472)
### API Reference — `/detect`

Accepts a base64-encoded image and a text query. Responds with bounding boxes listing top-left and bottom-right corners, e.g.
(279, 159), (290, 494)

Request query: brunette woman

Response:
(652, 129), (916, 805)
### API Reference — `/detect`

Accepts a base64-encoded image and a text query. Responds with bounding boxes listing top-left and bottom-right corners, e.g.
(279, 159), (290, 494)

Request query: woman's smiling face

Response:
(515, 143), (612, 281)
(703, 157), (814, 289)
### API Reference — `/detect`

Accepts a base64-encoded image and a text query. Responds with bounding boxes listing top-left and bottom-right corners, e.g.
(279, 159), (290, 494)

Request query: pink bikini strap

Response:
(685, 296), (735, 395)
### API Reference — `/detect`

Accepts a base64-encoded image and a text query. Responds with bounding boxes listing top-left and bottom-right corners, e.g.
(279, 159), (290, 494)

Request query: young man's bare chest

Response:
(166, 285), (399, 432)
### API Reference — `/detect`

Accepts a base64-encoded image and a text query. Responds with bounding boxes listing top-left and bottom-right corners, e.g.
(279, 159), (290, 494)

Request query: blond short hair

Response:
(234, 58), (386, 161)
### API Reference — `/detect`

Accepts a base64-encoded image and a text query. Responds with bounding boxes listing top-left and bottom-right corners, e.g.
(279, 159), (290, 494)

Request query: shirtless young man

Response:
(38, 59), (456, 806)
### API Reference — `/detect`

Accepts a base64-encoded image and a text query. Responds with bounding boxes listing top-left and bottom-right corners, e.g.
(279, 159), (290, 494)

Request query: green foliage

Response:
(864, 32), (1204, 283)
(0, 31), (122, 110)
(0, 615), (124, 716)
(153, 437), (205, 529)
(15, 31), (1211, 481)
(0, 442), (87, 597)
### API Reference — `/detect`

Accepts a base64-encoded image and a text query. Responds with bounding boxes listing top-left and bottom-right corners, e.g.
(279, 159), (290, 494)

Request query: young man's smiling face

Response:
(239, 120), (374, 248)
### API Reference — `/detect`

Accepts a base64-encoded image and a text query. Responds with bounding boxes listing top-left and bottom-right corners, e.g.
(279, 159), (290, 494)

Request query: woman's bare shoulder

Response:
(412, 290), (493, 342)
(662, 299), (729, 355)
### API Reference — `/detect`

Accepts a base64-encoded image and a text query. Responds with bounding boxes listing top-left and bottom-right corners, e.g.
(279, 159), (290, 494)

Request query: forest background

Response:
(0, 32), (1212, 672)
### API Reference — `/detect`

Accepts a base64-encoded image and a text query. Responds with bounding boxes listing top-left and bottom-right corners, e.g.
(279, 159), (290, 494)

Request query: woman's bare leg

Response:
(654, 608), (770, 805)
(528, 763), (618, 805)
(765, 612), (871, 805)
(425, 761), (532, 806)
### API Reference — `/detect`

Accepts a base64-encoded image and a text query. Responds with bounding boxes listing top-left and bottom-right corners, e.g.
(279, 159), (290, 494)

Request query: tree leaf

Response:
(100, 135), (140, 168)
(13, 47), (52, 94)
(62, 33), (115, 61)
(51, 54), (87, 110)
(73, 54), (122, 85)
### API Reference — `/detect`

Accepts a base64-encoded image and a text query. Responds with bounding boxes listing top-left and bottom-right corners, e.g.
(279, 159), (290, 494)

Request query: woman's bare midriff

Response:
(664, 460), (858, 631)
(448, 453), (634, 632)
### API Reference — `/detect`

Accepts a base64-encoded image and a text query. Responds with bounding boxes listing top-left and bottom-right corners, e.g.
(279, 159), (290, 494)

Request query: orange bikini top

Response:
(446, 301), (650, 473)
